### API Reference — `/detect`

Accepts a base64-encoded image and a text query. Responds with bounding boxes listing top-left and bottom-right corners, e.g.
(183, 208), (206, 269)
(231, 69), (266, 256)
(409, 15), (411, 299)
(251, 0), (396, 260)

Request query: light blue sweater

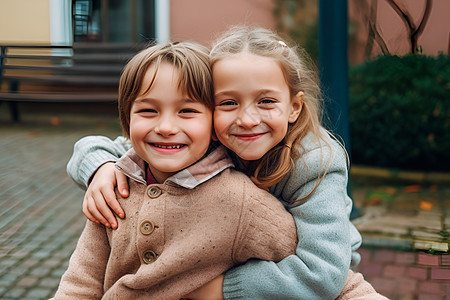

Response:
(67, 130), (362, 299)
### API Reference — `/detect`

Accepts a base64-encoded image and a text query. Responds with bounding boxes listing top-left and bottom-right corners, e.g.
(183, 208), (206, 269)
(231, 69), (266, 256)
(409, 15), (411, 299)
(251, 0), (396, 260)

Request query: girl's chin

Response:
(236, 152), (263, 162)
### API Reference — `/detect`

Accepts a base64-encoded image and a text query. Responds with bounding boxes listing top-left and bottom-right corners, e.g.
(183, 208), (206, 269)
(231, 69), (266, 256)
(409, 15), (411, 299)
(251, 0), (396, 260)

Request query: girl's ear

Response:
(212, 130), (219, 141)
(288, 91), (304, 123)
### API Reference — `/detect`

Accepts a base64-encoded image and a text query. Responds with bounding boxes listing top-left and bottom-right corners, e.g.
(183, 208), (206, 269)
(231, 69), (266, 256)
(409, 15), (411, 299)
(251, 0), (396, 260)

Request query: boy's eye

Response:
(179, 108), (198, 114)
(138, 109), (157, 114)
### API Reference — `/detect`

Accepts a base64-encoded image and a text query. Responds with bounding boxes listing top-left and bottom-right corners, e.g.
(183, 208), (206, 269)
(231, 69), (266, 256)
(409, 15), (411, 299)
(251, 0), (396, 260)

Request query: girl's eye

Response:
(217, 100), (237, 106)
(259, 98), (276, 104)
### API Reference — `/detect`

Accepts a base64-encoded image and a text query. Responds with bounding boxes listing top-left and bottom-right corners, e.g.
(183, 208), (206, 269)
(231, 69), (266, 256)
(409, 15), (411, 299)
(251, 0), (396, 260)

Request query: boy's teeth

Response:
(155, 144), (183, 149)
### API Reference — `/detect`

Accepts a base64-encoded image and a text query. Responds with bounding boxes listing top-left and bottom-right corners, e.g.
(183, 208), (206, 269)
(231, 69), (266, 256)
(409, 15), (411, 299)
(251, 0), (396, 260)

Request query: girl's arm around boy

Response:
(222, 134), (361, 299)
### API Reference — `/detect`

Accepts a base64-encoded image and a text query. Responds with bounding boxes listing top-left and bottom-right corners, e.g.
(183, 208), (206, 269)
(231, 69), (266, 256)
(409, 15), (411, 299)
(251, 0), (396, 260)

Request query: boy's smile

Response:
(150, 142), (186, 153)
(129, 62), (213, 183)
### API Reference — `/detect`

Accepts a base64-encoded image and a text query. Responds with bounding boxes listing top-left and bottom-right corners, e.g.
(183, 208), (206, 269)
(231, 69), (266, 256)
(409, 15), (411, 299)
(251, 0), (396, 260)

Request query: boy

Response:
(52, 42), (297, 299)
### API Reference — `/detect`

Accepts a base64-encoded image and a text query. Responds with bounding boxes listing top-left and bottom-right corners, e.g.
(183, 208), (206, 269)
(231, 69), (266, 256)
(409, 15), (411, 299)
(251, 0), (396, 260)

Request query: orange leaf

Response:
(430, 185), (438, 192)
(366, 195), (381, 206)
(420, 201), (433, 211)
(385, 187), (397, 195)
(404, 185), (421, 193)
(50, 116), (61, 126)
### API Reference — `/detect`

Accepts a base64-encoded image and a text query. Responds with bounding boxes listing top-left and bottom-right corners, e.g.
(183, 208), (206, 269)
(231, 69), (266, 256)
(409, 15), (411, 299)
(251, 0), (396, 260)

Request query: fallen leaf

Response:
(366, 195), (381, 206)
(419, 201), (433, 211)
(385, 187), (397, 195)
(28, 130), (39, 137)
(50, 117), (61, 126)
(404, 185), (421, 193)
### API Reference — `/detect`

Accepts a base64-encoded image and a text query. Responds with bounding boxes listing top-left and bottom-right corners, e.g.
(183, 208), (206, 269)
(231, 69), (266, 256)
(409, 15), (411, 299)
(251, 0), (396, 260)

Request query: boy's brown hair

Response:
(118, 42), (213, 137)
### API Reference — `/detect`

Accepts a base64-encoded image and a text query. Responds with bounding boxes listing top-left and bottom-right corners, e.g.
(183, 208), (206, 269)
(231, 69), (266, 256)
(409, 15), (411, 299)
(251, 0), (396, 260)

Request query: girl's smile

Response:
(228, 123), (271, 142)
(233, 132), (267, 141)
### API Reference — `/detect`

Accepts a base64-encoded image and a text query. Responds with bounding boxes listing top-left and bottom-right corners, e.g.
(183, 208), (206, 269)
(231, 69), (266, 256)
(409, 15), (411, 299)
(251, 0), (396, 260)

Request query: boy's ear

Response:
(288, 91), (304, 123)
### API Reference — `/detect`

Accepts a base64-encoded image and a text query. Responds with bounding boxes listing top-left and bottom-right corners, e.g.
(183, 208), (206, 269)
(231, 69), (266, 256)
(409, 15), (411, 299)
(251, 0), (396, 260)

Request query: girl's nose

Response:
(235, 105), (261, 128)
(154, 115), (179, 136)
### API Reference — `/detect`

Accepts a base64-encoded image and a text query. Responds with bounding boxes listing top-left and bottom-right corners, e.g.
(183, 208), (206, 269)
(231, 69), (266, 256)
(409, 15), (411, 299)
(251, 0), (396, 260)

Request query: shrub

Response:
(349, 54), (450, 171)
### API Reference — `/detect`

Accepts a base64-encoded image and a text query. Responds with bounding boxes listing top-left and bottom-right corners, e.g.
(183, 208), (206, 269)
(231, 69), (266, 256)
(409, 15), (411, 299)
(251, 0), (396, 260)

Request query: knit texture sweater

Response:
(55, 146), (297, 299)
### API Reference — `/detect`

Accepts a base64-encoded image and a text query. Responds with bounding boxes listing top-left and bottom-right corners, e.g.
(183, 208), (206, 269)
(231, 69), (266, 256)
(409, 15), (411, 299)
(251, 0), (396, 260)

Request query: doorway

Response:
(72, 0), (155, 43)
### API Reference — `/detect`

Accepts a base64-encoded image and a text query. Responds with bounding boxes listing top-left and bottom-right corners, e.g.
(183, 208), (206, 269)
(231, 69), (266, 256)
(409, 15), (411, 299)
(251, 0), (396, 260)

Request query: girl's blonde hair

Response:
(118, 42), (213, 136)
(210, 26), (327, 191)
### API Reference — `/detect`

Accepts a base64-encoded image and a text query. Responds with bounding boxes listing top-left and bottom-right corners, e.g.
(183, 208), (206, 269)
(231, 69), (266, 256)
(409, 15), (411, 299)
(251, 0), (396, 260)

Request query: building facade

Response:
(0, 0), (447, 60)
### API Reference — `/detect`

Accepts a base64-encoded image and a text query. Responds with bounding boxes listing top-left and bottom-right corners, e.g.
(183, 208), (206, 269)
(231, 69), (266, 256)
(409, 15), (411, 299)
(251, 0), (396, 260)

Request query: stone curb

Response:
(350, 165), (450, 185)
(358, 234), (449, 253)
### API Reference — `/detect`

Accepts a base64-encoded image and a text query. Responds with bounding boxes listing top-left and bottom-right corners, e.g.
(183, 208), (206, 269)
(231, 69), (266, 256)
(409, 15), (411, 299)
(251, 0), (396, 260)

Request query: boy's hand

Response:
(83, 162), (129, 229)
(183, 274), (224, 300)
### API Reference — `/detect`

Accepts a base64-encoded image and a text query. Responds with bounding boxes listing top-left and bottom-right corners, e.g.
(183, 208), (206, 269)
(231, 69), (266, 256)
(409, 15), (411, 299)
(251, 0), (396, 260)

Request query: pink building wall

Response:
(170, 0), (276, 46)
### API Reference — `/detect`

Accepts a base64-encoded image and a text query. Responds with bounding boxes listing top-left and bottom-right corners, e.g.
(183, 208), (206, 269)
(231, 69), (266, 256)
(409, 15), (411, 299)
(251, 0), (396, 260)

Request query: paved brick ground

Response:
(0, 109), (448, 299)
(0, 111), (122, 299)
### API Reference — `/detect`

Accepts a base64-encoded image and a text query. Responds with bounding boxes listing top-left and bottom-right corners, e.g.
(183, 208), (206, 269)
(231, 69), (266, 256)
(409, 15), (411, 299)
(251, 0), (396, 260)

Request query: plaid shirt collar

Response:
(115, 144), (234, 189)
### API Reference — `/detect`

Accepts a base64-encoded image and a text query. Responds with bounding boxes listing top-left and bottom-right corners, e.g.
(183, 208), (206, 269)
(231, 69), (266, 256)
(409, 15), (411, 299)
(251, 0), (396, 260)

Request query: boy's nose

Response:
(155, 116), (179, 136)
(236, 106), (261, 128)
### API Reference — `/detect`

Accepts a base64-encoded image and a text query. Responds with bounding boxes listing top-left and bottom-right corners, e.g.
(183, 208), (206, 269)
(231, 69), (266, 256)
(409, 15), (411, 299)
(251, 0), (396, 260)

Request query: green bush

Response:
(349, 54), (450, 171)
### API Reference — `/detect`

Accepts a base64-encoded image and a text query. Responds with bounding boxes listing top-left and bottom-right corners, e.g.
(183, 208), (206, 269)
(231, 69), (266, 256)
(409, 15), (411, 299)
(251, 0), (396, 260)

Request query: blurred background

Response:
(0, 0), (449, 299)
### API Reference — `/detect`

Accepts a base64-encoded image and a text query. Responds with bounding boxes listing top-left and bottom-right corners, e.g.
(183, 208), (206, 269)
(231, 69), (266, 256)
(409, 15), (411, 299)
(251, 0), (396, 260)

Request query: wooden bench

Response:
(0, 43), (144, 121)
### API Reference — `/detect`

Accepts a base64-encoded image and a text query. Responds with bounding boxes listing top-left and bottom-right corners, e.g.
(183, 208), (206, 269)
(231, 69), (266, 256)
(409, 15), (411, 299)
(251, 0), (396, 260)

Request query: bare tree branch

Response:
(414, 0), (433, 46)
(386, 0), (415, 32)
(371, 21), (391, 55)
(385, 0), (433, 53)
(356, 0), (390, 57)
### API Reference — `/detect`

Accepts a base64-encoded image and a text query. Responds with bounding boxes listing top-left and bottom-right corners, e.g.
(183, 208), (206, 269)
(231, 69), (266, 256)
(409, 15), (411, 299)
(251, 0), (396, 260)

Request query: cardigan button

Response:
(142, 249), (157, 264)
(140, 221), (155, 235)
(147, 186), (162, 198)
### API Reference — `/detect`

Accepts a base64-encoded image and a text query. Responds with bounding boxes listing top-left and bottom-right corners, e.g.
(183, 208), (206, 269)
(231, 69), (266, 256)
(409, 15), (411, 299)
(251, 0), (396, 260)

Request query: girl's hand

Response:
(83, 162), (129, 229)
(183, 274), (224, 300)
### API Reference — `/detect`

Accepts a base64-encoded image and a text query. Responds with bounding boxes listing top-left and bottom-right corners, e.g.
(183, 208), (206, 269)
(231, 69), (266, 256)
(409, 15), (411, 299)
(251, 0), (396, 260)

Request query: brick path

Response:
(0, 111), (448, 299)
(0, 113), (122, 299)
(355, 248), (450, 299)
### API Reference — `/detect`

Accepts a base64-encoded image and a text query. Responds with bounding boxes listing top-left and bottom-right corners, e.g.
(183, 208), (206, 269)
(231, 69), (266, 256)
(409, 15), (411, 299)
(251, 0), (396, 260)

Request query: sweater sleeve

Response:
(223, 134), (362, 300)
(231, 178), (297, 264)
(52, 220), (110, 299)
(66, 135), (131, 189)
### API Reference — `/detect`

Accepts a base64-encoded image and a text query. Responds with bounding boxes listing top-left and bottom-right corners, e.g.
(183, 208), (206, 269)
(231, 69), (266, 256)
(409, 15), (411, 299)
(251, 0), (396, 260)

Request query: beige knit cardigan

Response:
(53, 147), (297, 299)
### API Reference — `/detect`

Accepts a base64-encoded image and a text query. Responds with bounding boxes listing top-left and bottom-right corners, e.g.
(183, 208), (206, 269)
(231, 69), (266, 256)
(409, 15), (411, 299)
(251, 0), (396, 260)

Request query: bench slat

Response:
(2, 64), (123, 74)
(3, 55), (72, 60)
(4, 54), (131, 63)
(2, 75), (118, 85)
(0, 92), (117, 102)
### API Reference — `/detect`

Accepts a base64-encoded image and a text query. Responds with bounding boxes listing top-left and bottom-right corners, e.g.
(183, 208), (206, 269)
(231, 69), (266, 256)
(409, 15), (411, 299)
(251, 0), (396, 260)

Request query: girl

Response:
(67, 27), (366, 299)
